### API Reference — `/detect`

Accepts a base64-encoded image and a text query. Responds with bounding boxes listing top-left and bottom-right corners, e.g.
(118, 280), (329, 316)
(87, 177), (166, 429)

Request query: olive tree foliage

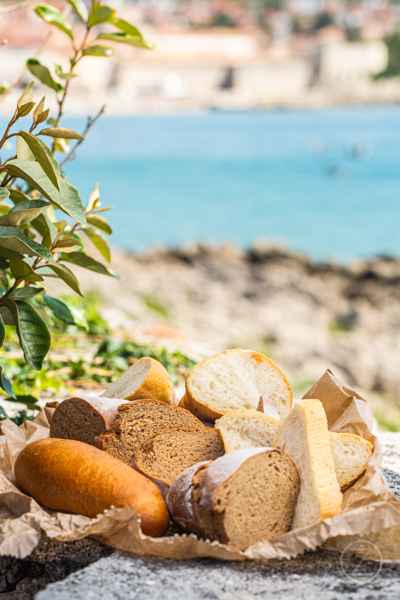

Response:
(0, 0), (153, 411)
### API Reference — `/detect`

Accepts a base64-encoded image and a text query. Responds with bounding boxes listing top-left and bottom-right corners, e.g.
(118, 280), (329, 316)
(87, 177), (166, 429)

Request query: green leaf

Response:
(5, 160), (86, 223)
(0, 313), (5, 348)
(26, 59), (63, 93)
(8, 189), (30, 205)
(4, 299), (51, 370)
(0, 247), (23, 260)
(60, 251), (118, 278)
(111, 18), (143, 39)
(9, 286), (45, 299)
(0, 405), (8, 419)
(88, 5), (115, 27)
(82, 224), (110, 262)
(53, 237), (80, 252)
(34, 4), (73, 39)
(17, 81), (34, 108)
(86, 183), (100, 212)
(0, 306), (14, 326)
(38, 127), (84, 140)
(86, 214), (112, 234)
(37, 262), (83, 296)
(18, 102), (35, 118)
(0, 200), (51, 227)
(66, 0), (88, 21)
(0, 367), (16, 399)
(0, 190), (10, 202)
(55, 64), (78, 80)
(43, 294), (86, 328)
(82, 44), (114, 57)
(31, 212), (58, 242)
(0, 227), (55, 261)
(97, 32), (155, 49)
(9, 258), (44, 282)
(18, 132), (61, 191)
(16, 136), (36, 161)
(33, 96), (46, 123)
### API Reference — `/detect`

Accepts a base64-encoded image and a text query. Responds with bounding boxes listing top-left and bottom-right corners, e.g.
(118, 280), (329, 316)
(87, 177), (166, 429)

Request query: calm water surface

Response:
(5, 108), (400, 261)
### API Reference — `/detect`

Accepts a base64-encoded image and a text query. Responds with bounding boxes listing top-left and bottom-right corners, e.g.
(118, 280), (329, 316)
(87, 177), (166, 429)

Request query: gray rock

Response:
(35, 468), (400, 600)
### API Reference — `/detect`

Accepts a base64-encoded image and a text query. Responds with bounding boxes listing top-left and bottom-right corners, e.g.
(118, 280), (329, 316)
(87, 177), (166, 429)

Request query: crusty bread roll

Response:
(50, 396), (130, 446)
(96, 399), (205, 465)
(168, 448), (300, 550)
(101, 357), (176, 405)
(183, 348), (292, 422)
(215, 410), (279, 453)
(14, 439), (170, 538)
(166, 461), (212, 537)
(132, 425), (224, 488)
(329, 432), (373, 488)
(273, 399), (342, 529)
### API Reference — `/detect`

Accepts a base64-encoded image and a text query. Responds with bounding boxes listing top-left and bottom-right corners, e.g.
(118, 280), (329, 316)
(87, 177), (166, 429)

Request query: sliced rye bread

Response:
(95, 399), (205, 465)
(329, 432), (373, 488)
(183, 348), (292, 422)
(273, 399), (342, 529)
(131, 426), (224, 489)
(50, 396), (130, 446)
(166, 461), (213, 537)
(215, 410), (279, 453)
(101, 357), (176, 405)
(195, 448), (300, 550)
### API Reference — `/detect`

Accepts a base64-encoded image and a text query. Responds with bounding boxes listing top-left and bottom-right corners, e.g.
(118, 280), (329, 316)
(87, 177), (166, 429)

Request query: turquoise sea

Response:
(5, 107), (400, 262)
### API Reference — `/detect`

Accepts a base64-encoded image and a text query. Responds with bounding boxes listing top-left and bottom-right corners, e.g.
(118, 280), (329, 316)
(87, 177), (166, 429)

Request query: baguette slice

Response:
(50, 396), (129, 446)
(273, 399), (342, 529)
(95, 399), (205, 465)
(196, 448), (300, 550)
(15, 439), (169, 537)
(329, 432), (373, 488)
(132, 426), (224, 487)
(184, 348), (292, 422)
(166, 461), (213, 538)
(215, 410), (279, 453)
(101, 357), (176, 405)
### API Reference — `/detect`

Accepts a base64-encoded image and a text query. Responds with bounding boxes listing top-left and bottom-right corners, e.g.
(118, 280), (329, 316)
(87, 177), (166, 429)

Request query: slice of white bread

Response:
(273, 399), (342, 529)
(101, 357), (176, 406)
(183, 348), (292, 422)
(329, 432), (373, 488)
(215, 410), (279, 453)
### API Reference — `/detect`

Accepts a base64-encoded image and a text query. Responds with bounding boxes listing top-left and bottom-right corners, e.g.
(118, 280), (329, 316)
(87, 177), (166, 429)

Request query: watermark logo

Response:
(340, 541), (382, 584)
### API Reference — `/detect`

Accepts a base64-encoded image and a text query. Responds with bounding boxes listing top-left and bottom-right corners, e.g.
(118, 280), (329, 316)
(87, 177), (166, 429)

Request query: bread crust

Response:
(14, 438), (170, 538)
(101, 357), (176, 405)
(185, 348), (293, 422)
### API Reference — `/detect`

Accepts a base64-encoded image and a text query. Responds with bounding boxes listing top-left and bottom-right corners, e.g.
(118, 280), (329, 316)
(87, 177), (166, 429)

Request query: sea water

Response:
(6, 107), (400, 262)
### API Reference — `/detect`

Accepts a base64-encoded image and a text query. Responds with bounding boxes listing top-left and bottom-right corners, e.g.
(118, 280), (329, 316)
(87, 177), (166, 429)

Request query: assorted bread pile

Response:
(14, 350), (373, 549)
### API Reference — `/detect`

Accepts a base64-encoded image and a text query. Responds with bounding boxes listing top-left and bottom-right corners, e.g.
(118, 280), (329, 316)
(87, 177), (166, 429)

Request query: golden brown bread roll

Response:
(14, 438), (170, 538)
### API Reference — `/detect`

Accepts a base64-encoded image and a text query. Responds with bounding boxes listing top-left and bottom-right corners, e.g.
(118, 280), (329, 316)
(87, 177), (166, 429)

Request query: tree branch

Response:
(59, 104), (105, 168)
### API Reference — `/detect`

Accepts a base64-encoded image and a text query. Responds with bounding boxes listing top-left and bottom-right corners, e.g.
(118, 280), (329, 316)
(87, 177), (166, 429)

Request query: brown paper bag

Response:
(1, 370), (400, 561)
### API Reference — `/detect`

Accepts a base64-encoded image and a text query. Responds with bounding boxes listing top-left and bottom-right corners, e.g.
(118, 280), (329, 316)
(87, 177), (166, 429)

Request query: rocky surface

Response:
(47, 244), (400, 414)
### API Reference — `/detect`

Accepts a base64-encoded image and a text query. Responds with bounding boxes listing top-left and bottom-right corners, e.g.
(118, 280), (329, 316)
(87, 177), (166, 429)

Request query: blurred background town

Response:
(1, 0), (400, 111)
(1, 0), (400, 431)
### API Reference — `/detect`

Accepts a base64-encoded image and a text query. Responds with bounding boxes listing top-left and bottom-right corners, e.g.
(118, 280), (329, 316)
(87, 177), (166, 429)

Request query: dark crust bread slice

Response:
(95, 399), (205, 465)
(131, 425), (224, 487)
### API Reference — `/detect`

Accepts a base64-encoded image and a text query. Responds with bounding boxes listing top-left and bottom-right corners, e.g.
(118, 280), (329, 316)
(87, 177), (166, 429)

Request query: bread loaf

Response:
(166, 461), (212, 538)
(50, 396), (129, 446)
(215, 410), (279, 453)
(132, 425), (224, 487)
(257, 396), (280, 418)
(273, 399), (342, 529)
(168, 448), (300, 550)
(183, 348), (292, 422)
(14, 439), (170, 537)
(96, 399), (205, 464)
(101, 357), (176, 405)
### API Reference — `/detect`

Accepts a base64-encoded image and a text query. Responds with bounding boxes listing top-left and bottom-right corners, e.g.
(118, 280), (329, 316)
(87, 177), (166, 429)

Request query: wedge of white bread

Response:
(167, 447), (300, 550)
(180, 348), (293, 422)
(215, 406), (373, 489)
(273, 399), (343, 528)
(101, 356), (176, 405)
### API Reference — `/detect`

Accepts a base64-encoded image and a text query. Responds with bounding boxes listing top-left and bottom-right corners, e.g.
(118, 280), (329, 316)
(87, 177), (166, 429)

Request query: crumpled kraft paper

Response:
(1, 369), (400, 562)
